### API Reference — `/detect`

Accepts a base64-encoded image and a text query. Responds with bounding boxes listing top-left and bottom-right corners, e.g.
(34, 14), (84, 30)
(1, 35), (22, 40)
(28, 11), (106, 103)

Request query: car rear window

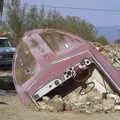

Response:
(41, 31), (81, 55)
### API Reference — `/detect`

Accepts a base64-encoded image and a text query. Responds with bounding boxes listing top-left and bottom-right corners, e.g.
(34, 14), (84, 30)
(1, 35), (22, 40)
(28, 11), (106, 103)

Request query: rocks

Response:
(102, 99), (115, 112)
(36, 91), (120, 113)
(37, 95), (64, 112)
(100, 44), (120, 68)
(37, 101), (48, 110)
(34, 47), (120, 113)
(37, 101), (54, 112)
(93, 103), (103, 112)
(63, 90), (87, 112)
(37, 87), (104, 113)
(50, 95), (64, 112)
(42, 96), (50, 104)
(35, 73), (120, 113)
(107, 94), (120, 104)
(94, 43), (120, 68)
(114, 105), (120, 111)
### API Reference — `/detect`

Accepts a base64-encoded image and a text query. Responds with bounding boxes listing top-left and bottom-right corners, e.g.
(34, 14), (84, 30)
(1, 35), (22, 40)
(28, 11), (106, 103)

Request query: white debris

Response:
(88, 69), (112, 93)
(102, 99), (115, 111)
(114, 105), (120, 111)
(42, 96), (50, 104)
(107, 94), (120, 104)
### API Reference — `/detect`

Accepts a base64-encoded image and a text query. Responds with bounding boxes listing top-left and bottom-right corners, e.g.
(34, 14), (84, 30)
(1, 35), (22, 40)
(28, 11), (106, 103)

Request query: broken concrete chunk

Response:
(102, 99), (115, 111)
(37, 101), (48, 110)
(93, 104), (103, 112)
(46, 105), (54, 112)
(42, 96), (50, 104)
(107, 93), (120, 104)
(64, 102), (72, 111)
(50, 95), (64, 112)
(101, 45), (120, 68)
(114, 105), (120, 111)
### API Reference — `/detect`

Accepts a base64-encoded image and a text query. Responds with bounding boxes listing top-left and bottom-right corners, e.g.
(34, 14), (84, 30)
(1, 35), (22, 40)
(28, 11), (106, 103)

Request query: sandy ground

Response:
(0, 93), (120, 120)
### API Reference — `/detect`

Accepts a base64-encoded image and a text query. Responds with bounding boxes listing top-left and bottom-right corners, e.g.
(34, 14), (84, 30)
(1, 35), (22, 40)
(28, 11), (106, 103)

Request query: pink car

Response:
(12, 29), (120, 106)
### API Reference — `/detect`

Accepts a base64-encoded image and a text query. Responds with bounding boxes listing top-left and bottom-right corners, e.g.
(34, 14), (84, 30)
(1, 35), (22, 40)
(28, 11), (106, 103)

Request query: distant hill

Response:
(96, 26), (120, 43)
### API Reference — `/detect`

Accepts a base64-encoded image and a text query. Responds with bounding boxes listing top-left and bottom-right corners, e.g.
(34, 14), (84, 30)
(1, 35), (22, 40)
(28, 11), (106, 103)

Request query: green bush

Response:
(3, 0), (107, 46)
(97, 36), (109, 45)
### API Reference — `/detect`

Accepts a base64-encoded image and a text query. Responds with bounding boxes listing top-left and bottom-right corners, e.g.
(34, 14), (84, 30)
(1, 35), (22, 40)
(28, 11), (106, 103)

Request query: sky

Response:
(21, 0), (120, 27)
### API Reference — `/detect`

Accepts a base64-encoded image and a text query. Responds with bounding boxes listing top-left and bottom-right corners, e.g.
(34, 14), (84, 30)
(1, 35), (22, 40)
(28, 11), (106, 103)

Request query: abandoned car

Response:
(12, 29), (120, 106)
(0, 36), (15, 66)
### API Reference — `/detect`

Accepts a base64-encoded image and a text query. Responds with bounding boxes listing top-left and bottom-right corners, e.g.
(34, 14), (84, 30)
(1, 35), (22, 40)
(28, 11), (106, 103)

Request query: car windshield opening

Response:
(0, 39), (10, 47)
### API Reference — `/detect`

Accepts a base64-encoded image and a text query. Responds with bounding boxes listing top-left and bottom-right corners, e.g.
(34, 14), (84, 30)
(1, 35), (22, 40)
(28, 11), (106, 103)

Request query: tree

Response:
(6, 0), (27, 46)
(97, 36), (109, 45)
(25, 5), (39, 29)
(5, 1), (98, 46)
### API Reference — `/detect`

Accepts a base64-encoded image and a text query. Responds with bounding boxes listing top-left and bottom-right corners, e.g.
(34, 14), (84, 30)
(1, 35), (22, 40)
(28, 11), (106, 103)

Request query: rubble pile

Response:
(100, 44), (120, 68)
(36, 89), (120, 113)
(35, 44), (120, 113)
(35, 69), (120, 113)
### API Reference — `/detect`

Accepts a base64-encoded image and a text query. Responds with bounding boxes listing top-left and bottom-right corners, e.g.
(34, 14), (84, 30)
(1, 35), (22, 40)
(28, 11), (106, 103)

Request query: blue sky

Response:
(21, 0), (120, 27)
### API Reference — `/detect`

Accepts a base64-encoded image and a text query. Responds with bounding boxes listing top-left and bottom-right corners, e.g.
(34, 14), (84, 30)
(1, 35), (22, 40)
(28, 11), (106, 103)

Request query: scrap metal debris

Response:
(12, 29), (120, 113)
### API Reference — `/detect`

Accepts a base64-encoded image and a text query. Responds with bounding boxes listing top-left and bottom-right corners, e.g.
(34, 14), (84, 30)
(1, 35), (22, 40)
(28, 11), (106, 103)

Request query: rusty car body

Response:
(12, 29), (120, 106)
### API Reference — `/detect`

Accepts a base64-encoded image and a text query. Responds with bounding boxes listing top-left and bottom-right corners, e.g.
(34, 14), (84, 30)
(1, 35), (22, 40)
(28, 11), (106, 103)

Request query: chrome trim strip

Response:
(52, 50), (89, 64)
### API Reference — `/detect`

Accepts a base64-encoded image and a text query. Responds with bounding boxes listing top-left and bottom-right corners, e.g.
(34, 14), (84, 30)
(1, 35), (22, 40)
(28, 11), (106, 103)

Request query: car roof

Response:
(0, 37), (8, 40)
